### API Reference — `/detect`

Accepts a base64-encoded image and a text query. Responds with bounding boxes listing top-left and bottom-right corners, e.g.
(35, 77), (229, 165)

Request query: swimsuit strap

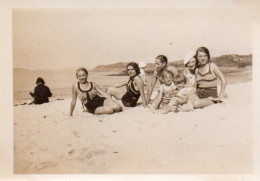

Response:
(208, 62), (215, 76)
(127, 75), (137, 89)
(78, 82), (93, 102)
(78, 82), (93, 93)
(198, 63), (208, 76)
(127, 75), (140, 95)
(129, 75), (138, 81)
(197, 62), (216, 79)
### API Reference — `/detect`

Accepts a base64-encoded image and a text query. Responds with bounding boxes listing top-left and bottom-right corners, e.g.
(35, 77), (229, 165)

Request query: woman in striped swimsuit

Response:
(189, 47), (227, 109)
(106, 62), (147, 108)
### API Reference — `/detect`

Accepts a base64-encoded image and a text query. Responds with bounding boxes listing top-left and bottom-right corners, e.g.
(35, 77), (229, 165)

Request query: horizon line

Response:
(13, 53), (253, 71)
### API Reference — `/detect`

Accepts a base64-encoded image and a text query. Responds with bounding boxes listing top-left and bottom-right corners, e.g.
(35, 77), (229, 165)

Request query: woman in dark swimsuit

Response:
(70, 67), (121, 115)
(106, 62), (147, 108)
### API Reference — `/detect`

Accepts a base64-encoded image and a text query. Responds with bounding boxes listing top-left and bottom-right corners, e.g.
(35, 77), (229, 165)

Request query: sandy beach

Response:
(13, 81), (252, 174)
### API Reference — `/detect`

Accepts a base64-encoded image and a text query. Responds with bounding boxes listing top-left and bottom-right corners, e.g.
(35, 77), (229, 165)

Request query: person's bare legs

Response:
(149, 95), (161, 113)
(168, 97), (178, 107)
(103, 99), (122, 112)
(189, 93), (213, 109)
(178, 99), (193, 112)
(193, 99), (214, 108)
(106, 87), (126, 100)
(149, 90), (159, 104)
(156, 106), (177, 114)
(94, 106), (114, 115)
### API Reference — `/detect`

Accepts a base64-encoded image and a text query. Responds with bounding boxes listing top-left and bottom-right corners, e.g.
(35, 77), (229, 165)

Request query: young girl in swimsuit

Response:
(149, 70), (176, 113)
(70, 67), (121, 115)
(167, 73), (194, 113)
(150, 72), (193, 114)
(106, 62), (147, 108)
(147, 55), (178, 103)
(189, 47), (227, 109)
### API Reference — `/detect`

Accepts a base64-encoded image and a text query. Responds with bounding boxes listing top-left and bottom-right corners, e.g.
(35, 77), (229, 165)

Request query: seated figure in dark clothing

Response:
(29, 77), (52, 104)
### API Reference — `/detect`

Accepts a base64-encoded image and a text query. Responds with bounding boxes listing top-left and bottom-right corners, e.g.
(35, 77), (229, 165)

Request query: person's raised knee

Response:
(104, 107), (114, 114)
(191, 100), (200, 109)
(106, 87), (114, 94)
(112, 104), (122, 112)
(95, 107), (113, 115)
(109, 101), (122, 112)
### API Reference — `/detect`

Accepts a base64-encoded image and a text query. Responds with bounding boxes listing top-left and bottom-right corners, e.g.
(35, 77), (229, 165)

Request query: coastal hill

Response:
(92, 54), (252, 74)
(13, 54), (252, 79)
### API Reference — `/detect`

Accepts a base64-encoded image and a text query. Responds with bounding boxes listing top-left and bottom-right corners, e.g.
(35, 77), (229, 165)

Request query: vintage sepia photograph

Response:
(1, 0), (260, 180)
(12, 7), (253, 174)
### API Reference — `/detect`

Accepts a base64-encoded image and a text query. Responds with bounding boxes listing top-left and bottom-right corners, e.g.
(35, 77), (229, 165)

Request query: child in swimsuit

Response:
(70, 67), (121, 115)
(149, 70), (176, 113)
(168, 73), (193, 112)
(150, 73), (193, 114)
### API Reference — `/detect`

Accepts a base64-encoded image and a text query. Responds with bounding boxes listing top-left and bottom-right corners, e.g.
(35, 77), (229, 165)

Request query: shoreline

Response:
(13, 76), (252, 105)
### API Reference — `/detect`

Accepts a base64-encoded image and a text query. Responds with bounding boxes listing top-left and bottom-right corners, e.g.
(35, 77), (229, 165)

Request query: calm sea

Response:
(13, 69), (128, 104)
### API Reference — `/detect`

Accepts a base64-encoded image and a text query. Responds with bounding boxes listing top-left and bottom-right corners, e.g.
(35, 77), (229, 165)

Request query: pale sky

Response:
(13, 7), (252, 70)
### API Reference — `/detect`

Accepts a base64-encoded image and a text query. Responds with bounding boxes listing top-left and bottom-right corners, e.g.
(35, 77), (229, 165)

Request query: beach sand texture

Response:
(13, 81), (252, 174)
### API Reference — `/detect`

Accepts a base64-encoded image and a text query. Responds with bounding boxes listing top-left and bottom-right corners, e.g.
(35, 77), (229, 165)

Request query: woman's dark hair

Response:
(36, 77), (45, 85)
(76, 67), (88, 78)
(196, 47), (210, 60)
(126, 62), (140, 75)
(156, 55), (168, 65)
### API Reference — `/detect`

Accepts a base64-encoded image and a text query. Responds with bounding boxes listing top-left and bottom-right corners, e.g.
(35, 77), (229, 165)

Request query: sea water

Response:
(13, 69), (128, 104)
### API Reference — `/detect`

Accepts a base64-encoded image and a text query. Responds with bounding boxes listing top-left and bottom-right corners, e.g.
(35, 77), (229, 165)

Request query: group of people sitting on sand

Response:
(28, 46), (226, 114)
(69, 46), (227, 116)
